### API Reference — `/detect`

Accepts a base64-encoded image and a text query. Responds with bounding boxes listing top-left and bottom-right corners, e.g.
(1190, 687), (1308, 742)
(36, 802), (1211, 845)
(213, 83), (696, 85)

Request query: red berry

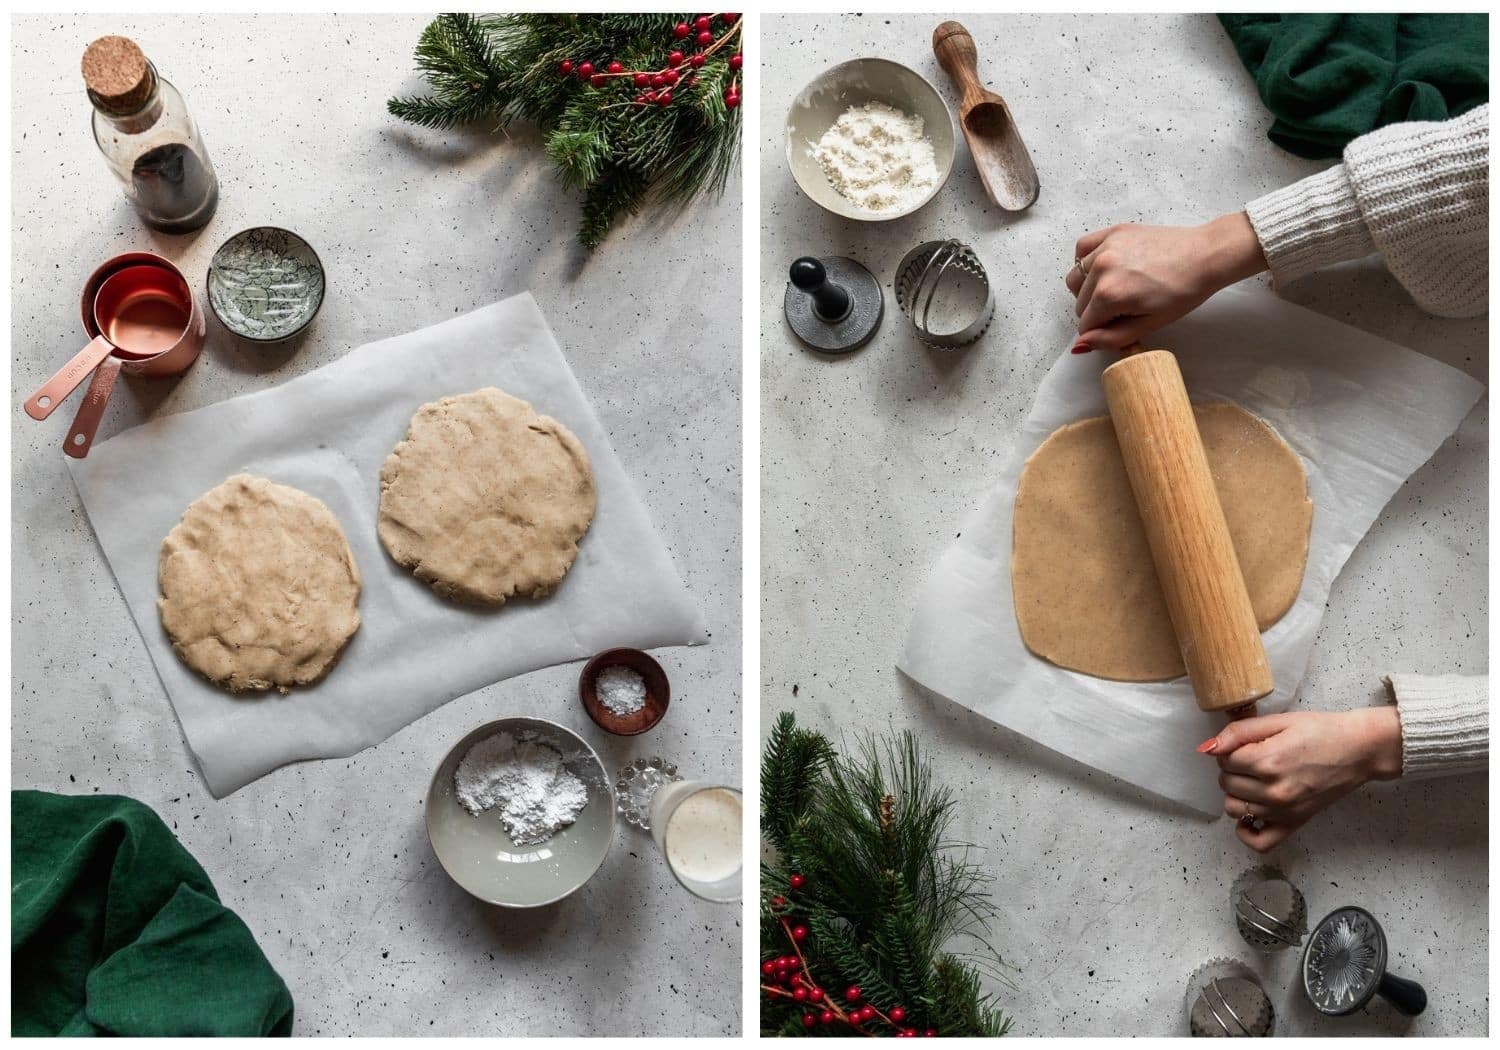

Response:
(924, 1030), (938, 1038)
(696, 30), (714, 46)
(606, 60), (624, 74)
(643, 90), (657, 102)
(694, 15), (712, 30)
(761, 960), (775, 976)
(890, 1007), (907, 1023)
(689, 53), (706, 68)
(803, 1014), (817, 1029)
(809, 987), (824, 1003)
(559, 60), (574, 75)
(725, 91), (741, 108)
(845, 985), (862, 1003)
(664, 69), (679, 85)
(673, 22), (690, 38)
(651, 73), (666, 87)
(789, 873), (806, 889)
(729, 52), (743, 70)
(633, 94), (646, 106)
(668, 50), (685, 68)
(770, 895), (787, 910)
(820, 1010), (835, 1025)
(791, 924), (808, 941)
(590, 73), (606, 87)
(577, 62), (594, 78)
(724, 12), (740, 23)
(793, 987), (808, 1003)
(863, 1007), (879, 1023)
(904, 1030), (918, 1038)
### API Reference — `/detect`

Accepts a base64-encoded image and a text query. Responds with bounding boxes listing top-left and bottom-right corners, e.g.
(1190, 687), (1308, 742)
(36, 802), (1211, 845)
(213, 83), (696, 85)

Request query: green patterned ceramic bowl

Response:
(207, 226), (325, 342)
(425, 716), (615, 908)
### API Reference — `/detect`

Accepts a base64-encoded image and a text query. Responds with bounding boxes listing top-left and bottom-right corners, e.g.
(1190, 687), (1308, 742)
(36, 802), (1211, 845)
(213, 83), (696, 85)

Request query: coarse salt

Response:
(596, 665), (647, 716)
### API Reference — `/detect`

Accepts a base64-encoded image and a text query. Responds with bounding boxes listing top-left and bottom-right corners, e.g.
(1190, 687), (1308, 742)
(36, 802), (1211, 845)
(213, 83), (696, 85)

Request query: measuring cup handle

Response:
(25, 334), (115, 420)
(1377, 971), (1428, 1016)
(63, 356), (122, 459)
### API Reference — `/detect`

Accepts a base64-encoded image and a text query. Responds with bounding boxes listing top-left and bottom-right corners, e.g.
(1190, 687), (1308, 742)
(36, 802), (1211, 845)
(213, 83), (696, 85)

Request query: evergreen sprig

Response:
(389, 13), (742, 248)
(761, 713), (1013, 1037)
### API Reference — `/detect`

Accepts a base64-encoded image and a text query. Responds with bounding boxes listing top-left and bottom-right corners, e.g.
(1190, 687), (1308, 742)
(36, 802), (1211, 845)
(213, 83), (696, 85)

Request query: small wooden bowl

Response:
(580, 648), (670, 736)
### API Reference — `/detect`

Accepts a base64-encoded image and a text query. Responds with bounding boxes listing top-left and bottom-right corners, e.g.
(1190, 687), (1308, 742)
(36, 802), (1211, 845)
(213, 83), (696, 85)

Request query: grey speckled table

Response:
(761, 13), (1485, 1037)
(12, 15), (740, 1038)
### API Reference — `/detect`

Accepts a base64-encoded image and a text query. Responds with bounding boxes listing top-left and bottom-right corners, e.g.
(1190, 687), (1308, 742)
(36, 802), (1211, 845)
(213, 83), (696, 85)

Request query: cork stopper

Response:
(81, 35), (154, 115)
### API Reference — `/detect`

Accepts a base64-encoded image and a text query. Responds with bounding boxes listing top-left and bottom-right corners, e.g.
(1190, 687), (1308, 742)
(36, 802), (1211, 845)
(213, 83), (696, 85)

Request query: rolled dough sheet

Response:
(898, 286), (1485, 815)
(1013, 402), (1312, 681)
(159, 473), (362, 693)
(378, 387), (596, 605)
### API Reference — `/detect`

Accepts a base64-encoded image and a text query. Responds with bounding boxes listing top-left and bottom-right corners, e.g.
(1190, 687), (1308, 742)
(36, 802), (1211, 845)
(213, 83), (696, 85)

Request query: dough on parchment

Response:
(377, 387), (596, 606)
(158, 474), (362, 693)
(1011, 402), (1312, 681)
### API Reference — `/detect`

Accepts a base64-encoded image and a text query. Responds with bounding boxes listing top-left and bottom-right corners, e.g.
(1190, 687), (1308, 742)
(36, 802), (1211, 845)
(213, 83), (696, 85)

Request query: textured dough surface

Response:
(1012, 402), (1312, 681)
(378, 387), (596, 605)
(158, 474), (362, 693)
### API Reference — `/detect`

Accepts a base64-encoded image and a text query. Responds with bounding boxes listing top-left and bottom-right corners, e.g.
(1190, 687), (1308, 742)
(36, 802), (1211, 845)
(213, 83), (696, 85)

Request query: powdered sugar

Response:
(453, 731), (589, 845)
(812, 101), (938, 215)
(596, 665), (647, 715)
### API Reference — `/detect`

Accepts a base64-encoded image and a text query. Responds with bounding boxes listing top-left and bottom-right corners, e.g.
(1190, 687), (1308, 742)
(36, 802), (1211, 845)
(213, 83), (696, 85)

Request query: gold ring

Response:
(1074, 255), (1091, 277)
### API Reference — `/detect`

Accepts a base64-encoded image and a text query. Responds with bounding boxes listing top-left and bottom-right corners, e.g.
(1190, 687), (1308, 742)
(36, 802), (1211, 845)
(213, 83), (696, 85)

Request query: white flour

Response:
(812, 101), (938, 215)
(596, 665), (647, 715)
(453, 731), (589, 845)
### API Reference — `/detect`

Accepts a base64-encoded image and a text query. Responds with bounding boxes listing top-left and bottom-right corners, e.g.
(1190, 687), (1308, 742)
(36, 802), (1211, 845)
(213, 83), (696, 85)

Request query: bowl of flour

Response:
(787, 58), (955, 221)
(425, 716), (614, 907)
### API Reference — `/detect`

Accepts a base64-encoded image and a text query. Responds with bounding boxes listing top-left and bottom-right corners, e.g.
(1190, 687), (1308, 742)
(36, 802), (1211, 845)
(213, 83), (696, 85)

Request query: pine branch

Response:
(760, 715), (1014, 1037)
(760, 711), (833, 857)
(388, 13), (741, 246)
(579, 163), (649, 250)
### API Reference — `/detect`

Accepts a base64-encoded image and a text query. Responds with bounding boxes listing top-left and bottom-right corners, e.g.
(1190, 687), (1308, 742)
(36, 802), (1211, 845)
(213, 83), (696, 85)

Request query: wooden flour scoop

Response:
(1102, 347), (1273, 719)
(932, 21), (1040, 211)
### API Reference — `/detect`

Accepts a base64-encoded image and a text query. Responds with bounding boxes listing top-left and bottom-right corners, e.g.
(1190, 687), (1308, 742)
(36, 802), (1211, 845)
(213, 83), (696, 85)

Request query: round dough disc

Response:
(1012, 402), (1312, 681)
(159, 474), (362, 693)
(378, 387), (596, 605)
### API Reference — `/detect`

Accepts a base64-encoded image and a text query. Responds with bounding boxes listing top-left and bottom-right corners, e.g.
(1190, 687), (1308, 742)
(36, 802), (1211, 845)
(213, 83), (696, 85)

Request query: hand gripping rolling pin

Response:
(1100, 347), (1273, 717)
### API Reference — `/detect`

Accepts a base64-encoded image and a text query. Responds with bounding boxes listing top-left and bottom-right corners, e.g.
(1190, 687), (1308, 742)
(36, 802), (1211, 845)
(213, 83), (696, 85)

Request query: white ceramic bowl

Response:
(786, 57), (956, 221)
(425, 716), (614, 908)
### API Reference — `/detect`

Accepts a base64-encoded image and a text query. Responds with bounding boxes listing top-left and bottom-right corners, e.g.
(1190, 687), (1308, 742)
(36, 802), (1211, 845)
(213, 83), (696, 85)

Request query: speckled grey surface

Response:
(761, 13), (1485, 1037)
(13, 15), (740, 1037)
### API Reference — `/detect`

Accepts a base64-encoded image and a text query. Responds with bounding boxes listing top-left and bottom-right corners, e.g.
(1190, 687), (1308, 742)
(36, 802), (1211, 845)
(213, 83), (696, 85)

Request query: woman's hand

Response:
(1065, 212), (1268, 353)
(1200, 707), (1404, 852)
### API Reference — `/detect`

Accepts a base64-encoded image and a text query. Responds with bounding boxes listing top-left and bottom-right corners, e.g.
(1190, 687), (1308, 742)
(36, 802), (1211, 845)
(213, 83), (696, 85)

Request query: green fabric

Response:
(11, 790), (294, 1037)
(1219, 13), (1489, 158)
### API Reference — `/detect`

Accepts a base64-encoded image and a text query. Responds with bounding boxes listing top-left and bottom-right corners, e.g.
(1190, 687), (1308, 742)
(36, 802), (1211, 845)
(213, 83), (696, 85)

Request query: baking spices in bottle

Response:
(82, 36), (218, 234)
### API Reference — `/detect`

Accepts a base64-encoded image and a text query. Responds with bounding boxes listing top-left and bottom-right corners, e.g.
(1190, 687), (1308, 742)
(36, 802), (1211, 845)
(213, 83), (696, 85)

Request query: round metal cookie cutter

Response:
(894, 238), (993, 349)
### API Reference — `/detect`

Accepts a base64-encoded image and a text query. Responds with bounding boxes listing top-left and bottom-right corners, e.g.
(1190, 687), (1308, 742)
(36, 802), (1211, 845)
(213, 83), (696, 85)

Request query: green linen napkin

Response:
(1219, 13), (1489, 158)
(12, 790), (294, 1037)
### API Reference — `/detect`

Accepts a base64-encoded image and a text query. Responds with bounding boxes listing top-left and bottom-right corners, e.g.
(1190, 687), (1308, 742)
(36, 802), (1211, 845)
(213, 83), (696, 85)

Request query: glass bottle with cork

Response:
(82, 35), (218, 234)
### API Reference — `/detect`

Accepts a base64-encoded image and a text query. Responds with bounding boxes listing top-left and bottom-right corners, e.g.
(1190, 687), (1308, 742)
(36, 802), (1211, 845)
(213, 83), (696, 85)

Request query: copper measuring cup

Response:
(24, 252), (205, 458)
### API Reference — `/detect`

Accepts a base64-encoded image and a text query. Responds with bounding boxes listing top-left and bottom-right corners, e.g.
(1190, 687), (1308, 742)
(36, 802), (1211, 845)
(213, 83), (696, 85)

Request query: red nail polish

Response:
(1069, 342), (1092, 355)
(1196, 737), (1218, 754)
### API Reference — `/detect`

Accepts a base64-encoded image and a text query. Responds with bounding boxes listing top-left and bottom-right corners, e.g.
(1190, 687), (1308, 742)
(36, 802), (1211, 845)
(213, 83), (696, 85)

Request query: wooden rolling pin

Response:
(1101, 348), (1272, 716)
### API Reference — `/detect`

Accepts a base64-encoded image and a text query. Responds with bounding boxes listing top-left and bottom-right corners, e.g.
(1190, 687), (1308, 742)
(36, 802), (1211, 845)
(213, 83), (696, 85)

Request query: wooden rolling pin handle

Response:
(932, 21), (985, 108)
(1101, 349), (1274, 712)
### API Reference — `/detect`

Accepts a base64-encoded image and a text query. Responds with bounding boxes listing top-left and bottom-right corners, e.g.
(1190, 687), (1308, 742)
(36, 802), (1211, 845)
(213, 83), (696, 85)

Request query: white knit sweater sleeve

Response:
(1382, 673), (1488, 778)
(1244, 104), (1488, 317)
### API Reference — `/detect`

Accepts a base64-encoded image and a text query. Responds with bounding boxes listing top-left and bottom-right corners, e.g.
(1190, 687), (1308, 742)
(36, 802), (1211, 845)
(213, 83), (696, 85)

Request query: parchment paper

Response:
(66, 293), (706, 797)
(898, 288), (1484, 816)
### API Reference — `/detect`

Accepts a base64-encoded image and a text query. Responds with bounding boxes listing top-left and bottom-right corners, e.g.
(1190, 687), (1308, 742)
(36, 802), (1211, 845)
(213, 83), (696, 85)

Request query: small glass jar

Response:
(87, 50), (218, 234)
